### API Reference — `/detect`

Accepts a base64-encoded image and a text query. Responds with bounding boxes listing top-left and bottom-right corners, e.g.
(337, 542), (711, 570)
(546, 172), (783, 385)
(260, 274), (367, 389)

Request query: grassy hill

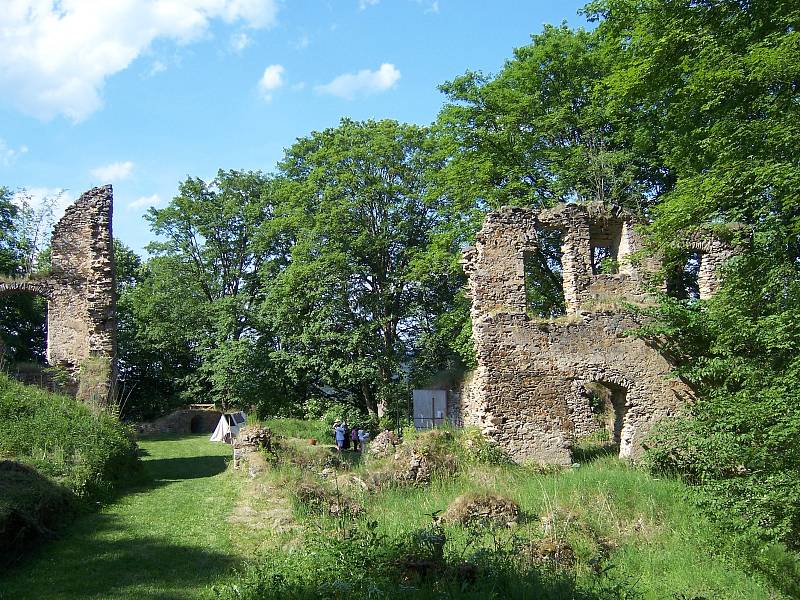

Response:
(0, 373), (139, 564)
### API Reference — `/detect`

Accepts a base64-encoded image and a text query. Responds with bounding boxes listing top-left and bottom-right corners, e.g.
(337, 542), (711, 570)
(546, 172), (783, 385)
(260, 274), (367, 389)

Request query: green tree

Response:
(0, 187), (56, 363)
(436, 23), (647, 213)
(584, 0), (800, 242)
(434, 24), (650, 319)
(137, 169), (289, 411)
(582, 0), (800, 546)
(267, 119), (463, 416)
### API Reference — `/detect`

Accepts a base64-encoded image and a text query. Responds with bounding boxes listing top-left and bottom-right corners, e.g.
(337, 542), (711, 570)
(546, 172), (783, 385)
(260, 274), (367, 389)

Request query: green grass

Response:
(0, 372), (138, 499)
(263, 417), (331, 443)
(221, 429), (798, 599)
(3, 424), (797, 599)
(0, 435), (240, 600)
(364, 457), (779, 599)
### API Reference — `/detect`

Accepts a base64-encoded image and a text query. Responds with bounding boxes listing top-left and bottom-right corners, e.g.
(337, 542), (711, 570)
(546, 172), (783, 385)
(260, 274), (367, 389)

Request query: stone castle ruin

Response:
(0, 186), (116, 395)
(453, 202), (738, 465)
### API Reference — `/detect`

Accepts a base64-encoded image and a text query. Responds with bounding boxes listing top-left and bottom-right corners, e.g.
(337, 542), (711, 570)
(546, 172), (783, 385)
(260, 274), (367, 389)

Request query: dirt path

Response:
(0, 435), (241, 600)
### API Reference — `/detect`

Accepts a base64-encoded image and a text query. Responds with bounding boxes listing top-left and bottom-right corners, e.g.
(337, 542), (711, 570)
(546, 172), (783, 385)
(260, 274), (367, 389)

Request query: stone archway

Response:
(0, 186), (116, 390)
(572, 379), (631, 459)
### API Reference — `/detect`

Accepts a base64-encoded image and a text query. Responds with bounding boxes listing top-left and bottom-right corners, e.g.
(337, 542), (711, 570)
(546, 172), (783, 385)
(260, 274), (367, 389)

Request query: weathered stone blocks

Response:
(457, 202), (735, 464)
(0, 186), (116, 396)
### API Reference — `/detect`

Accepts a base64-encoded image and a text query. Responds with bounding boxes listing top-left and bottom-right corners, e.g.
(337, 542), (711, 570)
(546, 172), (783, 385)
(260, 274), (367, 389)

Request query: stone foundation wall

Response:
(137, 409), (221, 435)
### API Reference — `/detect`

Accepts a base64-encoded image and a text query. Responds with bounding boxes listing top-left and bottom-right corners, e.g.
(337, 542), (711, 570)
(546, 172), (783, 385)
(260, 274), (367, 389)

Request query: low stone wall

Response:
(137, 408), (221, 435)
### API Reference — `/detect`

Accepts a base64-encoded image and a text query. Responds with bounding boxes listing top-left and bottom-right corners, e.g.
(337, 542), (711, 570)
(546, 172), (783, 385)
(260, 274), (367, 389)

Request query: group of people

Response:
(333, 421), (369, 453)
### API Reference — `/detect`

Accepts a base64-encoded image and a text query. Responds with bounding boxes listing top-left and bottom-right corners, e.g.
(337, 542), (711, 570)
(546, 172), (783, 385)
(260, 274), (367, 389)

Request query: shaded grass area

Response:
(0, 435), (240, 600)
(0, 373), (139, 561)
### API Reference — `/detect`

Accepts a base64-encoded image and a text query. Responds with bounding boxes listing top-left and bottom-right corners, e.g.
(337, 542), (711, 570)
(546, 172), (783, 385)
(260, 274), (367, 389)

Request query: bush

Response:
(637, 236), (800, 548)
(461, 427), (513, 466)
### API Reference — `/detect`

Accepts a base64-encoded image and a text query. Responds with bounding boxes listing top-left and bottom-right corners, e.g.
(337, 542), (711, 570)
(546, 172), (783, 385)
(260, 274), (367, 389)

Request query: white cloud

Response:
(359, 0), (379, 9)
(230, 31), (251, 53)
(0, 139), (28, 167)
(425, 1), (440, 14)
(13, 187), (74, 224)
(0, 0), (280, 122)
(90, 161), (135, 182)
(316, 63), (400, 100)
(148, 60), (167, 76)
(258, 64), (285, 100)
(128, 193), (161, 210)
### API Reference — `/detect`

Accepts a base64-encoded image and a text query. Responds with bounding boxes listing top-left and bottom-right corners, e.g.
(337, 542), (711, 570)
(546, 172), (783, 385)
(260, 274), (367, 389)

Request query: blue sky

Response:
(0, 0), (590, 255)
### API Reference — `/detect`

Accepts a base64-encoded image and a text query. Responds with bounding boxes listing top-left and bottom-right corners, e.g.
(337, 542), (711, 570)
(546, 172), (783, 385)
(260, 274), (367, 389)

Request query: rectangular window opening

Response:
(524, 229), (566, 318)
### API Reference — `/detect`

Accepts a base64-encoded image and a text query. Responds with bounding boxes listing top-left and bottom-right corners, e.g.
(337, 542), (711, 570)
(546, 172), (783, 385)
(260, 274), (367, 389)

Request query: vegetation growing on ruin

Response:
(0, 0), (798, 592)
(213, 425), (799, 600)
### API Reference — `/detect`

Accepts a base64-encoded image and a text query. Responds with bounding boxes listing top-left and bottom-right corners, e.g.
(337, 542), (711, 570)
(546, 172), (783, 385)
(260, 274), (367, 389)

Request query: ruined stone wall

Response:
(459, 203), (730, 464)
(48, 185), (116, 370)
(137, 408), (221, 435)
(678, 227), (745, 299)
(537, 203), (649, 313)
(0, 186), (116, 382)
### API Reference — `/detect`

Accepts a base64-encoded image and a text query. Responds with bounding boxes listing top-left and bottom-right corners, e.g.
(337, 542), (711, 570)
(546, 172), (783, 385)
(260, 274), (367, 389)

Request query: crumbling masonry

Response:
(454, 202), (738, 464)
(0, 186), (116, 389)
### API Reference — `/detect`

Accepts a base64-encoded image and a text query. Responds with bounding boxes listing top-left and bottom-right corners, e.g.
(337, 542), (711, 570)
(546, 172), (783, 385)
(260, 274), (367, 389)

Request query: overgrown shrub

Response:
(637, 236), (800, 548)
(461, 427), (513, 465)
(0, 373), (139, 560)
(214, 516), (639, 600)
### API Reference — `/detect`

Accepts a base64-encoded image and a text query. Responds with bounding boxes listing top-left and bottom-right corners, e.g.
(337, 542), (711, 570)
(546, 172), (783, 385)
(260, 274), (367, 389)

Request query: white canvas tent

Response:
(210, 411), (246, 443)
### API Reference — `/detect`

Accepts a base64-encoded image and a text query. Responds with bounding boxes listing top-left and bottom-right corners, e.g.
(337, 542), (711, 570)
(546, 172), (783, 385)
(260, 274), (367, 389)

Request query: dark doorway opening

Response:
(575, 381), (630, 461)
(190, 416), (204, 433)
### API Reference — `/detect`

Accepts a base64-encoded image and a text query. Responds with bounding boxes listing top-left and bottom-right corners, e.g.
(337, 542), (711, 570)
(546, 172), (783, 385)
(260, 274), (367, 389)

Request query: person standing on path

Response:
(350, 426), (360, 451)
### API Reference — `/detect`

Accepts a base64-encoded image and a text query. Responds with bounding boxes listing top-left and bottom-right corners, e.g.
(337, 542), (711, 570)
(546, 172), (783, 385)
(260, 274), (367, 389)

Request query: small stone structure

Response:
(0, 186), (116, 392)
(137, 405), (221, 435)
(455, 202), (739, 464)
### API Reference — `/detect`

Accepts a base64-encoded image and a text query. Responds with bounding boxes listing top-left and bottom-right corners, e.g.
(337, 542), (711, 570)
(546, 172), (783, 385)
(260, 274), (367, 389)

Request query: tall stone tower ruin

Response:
(0, 186), (116, 394)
